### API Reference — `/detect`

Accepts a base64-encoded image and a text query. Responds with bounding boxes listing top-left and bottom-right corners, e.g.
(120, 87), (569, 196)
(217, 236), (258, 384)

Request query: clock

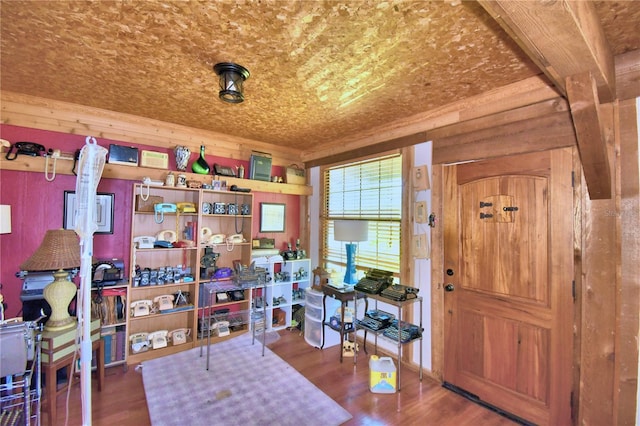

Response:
(312, 267), (330, 291)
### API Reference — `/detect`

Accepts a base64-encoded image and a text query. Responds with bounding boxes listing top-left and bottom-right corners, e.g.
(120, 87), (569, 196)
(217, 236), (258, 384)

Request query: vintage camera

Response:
(213, 202), (226, 215)
(241, 204), (250, 215)
(227, 203), (238, 215)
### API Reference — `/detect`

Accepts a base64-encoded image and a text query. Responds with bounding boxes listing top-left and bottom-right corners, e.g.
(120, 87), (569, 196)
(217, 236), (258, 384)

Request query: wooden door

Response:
(443, 149), (573, 425)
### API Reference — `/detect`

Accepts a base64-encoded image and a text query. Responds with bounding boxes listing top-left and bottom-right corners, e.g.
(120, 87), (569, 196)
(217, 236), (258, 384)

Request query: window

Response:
(321, 154), (402, 278)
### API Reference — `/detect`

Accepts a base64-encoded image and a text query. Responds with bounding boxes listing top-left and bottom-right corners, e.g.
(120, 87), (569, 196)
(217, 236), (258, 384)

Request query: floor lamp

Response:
(334, 220), (368, 285)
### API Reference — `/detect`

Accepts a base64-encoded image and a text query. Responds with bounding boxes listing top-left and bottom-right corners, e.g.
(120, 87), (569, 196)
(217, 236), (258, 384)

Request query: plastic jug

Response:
(369, 355), (397, 393)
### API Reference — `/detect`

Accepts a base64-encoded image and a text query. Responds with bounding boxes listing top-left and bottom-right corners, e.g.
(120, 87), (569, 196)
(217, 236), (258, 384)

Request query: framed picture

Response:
(259, 203), (285, 233)
(63, 191), (115, 234)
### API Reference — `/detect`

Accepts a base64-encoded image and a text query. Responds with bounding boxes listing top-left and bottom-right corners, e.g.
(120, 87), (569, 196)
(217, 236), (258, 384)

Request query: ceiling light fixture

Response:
(213, 62), (250, 104)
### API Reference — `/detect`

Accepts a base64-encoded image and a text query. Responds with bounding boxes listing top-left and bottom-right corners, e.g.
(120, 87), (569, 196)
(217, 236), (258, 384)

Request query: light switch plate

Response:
(412, 165), (430, 191)
(412, 233), (430, 259)
(415, 201), (427, 223)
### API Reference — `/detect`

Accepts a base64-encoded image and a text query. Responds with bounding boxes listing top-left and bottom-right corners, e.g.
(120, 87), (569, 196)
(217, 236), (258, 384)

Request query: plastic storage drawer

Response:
(304, 317), (323, 348)
(305, 288), (323, 306)
(305, 304), (323, 321)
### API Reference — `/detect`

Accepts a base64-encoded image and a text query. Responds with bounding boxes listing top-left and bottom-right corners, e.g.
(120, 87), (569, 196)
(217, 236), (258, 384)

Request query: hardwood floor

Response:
(53, 330), (516, 425)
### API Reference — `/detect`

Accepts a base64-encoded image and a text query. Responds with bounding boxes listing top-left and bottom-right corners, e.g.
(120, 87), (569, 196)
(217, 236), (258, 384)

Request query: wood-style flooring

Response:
(52, 330), (516, 425)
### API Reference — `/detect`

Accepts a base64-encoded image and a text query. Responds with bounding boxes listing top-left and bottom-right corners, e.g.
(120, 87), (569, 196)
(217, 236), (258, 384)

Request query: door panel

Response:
(444, 149), (573, 425)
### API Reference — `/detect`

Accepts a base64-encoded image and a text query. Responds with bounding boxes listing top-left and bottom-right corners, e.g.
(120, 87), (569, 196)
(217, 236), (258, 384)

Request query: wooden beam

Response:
(566, 72), (612, 199)
(479, 0), (616, 103)
(304, 132), (427, 169)
(615, 49), (640, 101)
(432, 109), (576, 165)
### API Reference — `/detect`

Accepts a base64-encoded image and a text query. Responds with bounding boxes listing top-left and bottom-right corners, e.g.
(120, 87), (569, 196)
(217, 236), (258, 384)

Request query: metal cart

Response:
(0, 319), (42, 426)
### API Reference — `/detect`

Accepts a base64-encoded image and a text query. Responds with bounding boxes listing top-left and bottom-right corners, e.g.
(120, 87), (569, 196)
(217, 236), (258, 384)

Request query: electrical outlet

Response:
(412, 233), (430, 259)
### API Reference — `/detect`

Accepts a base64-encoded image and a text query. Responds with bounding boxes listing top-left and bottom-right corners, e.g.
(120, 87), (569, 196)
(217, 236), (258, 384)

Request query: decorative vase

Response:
(192, 145), (210, 174)
(174, 146), (190, 171)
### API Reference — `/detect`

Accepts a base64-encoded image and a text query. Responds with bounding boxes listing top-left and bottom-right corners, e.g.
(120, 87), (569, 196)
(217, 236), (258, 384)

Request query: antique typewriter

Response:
(382, 319), (422, 343)
(356, 309), (395, 331)
(354, 269), (394, 295)
(380, 284), (419, 301)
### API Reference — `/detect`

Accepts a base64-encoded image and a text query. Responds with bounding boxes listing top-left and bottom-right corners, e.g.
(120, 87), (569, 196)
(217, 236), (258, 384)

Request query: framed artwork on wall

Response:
(259, 202), (285, 233)
(63, 191), (115, 234)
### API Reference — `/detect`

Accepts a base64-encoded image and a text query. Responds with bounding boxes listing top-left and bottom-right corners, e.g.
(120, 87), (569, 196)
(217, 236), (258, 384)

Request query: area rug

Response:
(142, 334), (352, 426)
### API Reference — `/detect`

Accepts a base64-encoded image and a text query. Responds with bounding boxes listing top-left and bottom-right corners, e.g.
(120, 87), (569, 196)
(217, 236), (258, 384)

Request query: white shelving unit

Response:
(253, 257), (311, 330)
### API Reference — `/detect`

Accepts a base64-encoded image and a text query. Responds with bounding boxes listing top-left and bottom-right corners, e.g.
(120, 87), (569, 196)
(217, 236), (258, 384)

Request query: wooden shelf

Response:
(0, 156), (313, 196)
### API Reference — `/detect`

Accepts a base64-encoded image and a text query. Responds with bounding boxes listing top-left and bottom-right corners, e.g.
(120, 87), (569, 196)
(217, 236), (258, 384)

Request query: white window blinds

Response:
(322, 154), (402, 275)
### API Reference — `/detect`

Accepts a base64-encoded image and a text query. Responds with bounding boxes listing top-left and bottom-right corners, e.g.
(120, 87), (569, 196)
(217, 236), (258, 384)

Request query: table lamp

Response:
(20, 229), (81, 331)
(334, 220), (368, 285)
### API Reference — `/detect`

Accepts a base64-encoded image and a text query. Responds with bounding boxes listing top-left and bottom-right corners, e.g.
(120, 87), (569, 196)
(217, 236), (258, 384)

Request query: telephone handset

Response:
(213, 321), (230, 337)
(210, 234), (226, 244)
(5, 142), (47, 160)
(149, 330), (168, 349)
(169, 328), (190, 345)
(131, 300), (152, 317)
(154, 203), (177, 223)
(176, 202), (197, 213)
(129, 332), (149, 354)
(133, 236), (156, 249)
(154, 294), (175, 312)
(227, 234), (244, 244)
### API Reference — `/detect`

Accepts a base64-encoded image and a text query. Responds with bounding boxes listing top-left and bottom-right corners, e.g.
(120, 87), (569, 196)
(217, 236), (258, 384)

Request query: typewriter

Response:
(354, 269), (394, 295)
(380, 284), (419, 301)
(356, 309), (395, 331)
(382, 319), (422, 343)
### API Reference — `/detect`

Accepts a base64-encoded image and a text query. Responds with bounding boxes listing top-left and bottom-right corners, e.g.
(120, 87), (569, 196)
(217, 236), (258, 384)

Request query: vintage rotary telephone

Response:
(176, 202), (197, 213)
(212, 321), (230, 337)
(129, 332), (149, 354)
(5, 141), (46, 160)
(153, 294), (175, 312)
(133, 236), (156, 249)
(154, 203), (177, 223)
(131, 300), (152, 317)
(169, 328), (190, 346)
(149, 330), (168, 349)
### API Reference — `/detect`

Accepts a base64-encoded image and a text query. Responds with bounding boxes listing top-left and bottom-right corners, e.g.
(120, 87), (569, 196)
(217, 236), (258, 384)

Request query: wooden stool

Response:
(41, 320), (104, 426)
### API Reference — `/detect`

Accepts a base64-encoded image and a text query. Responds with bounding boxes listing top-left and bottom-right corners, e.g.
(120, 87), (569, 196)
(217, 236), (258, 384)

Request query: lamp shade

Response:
(334, 220), (368, 242)
(20, 229), (81, 271)
(0, 204), (11, 234)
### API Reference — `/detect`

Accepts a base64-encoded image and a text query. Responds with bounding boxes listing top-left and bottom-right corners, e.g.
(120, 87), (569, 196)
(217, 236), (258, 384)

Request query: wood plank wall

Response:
(430, 99), (639, 424)
(1, 88), (637, 425)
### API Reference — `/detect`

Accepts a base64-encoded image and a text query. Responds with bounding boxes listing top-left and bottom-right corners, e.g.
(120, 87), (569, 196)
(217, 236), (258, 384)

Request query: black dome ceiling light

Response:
(213, 62), (250, 104)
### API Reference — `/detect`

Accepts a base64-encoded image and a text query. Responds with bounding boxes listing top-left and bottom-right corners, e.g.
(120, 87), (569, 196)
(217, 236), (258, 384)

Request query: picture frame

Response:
(63, 191), (115, 234)
(259, 202), (286, 233)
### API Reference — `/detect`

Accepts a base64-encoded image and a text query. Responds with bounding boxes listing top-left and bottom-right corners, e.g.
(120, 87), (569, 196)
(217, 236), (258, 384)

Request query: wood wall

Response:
(1, 90), (638, 425)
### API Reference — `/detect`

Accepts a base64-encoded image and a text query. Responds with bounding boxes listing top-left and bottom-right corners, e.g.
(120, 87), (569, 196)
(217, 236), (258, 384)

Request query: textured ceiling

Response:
(1, 1), (639, 152)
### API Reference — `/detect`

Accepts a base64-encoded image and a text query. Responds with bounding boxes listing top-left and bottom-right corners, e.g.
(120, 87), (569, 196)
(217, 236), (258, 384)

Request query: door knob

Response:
(444, 283), (455, 292)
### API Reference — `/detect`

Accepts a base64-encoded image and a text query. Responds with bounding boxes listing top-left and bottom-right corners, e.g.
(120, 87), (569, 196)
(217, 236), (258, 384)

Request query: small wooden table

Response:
(40, 320), (104, 426)
(321, 286), (367, 362)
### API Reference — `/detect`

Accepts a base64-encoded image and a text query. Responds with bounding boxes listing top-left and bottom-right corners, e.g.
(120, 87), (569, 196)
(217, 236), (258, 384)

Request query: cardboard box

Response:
(285, 165), (305, 185)
(135, 195), (163, 212)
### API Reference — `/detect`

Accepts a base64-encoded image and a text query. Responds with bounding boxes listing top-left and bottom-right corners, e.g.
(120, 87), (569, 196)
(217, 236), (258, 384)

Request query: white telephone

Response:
(210, 233), (226, 244)
(201, 227), (213, 244)
(131, 300), (152, 317)
(133, 236), (156, 249)
(213, 321), (230, 337)
(155, 229), (177, 243)
(149, 330), (168, 349)
(227, 234), (244, 244)
(154, 294), (175, 312)
(129, 332), (149, 354)
(169, 328), (190, 345)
